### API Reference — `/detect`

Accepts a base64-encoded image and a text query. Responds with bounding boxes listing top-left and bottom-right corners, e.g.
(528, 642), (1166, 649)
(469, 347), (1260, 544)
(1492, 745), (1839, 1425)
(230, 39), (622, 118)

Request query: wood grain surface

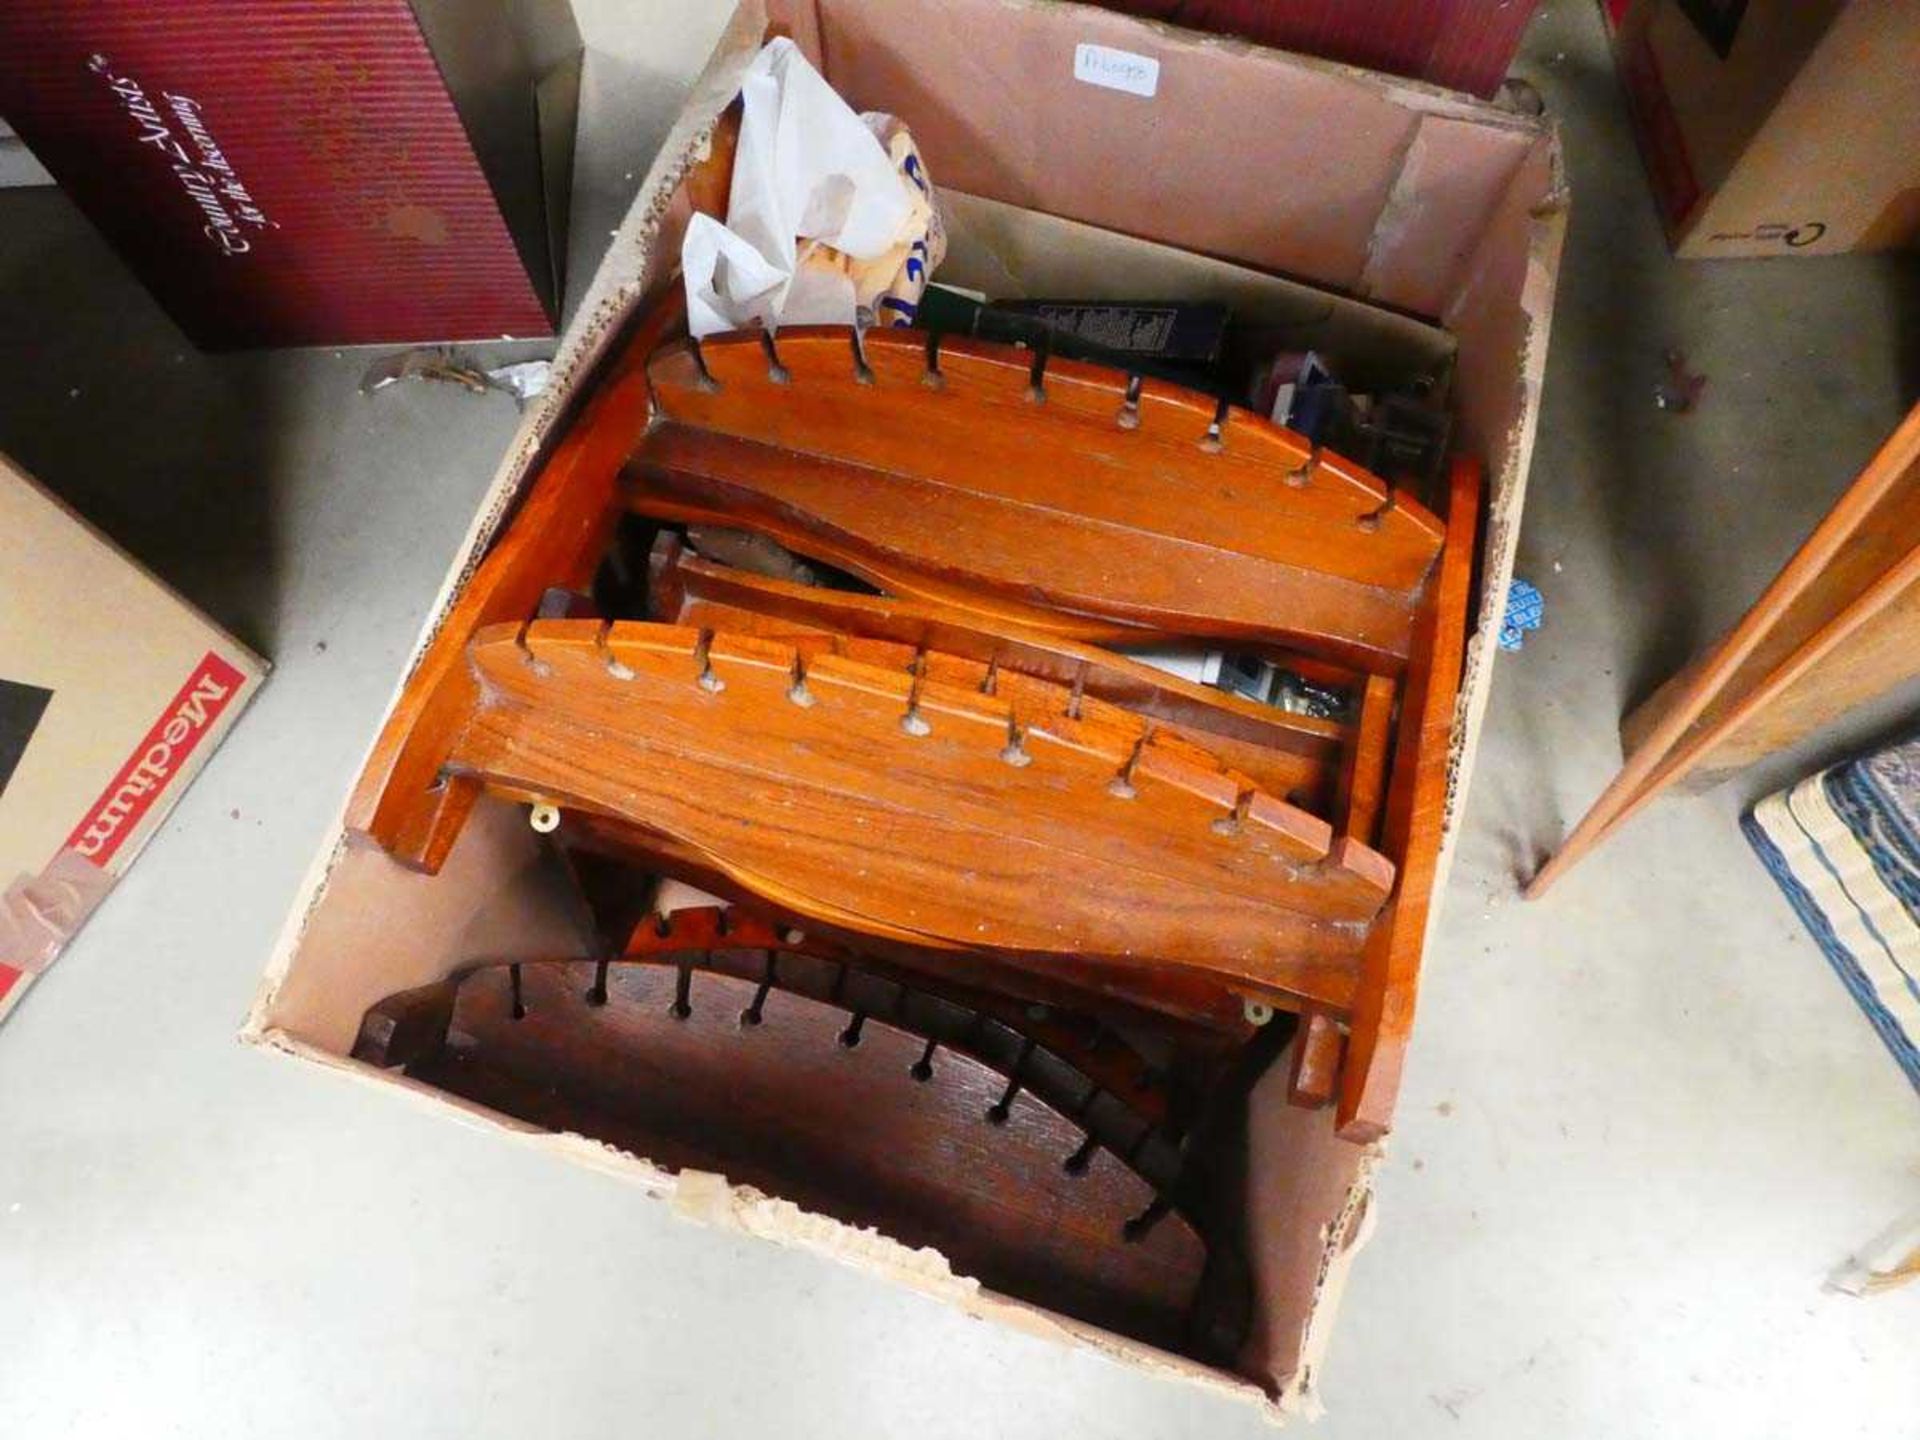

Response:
(631, 422), (1423, 671)
(557, 808), (1277, 1035)
(446, 620), (1394, 1006)
(343, 292), (687, 872)
(656, 541), (1350, 809)
(1530, 402), (1920, 894)
(1336, 454), (1480, 1141)
(653, 328), (1443, 585)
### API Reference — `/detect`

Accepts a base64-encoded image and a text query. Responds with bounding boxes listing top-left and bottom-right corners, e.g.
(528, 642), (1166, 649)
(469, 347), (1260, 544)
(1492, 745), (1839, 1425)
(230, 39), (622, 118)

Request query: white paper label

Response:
(1073, 43), (1159, 98)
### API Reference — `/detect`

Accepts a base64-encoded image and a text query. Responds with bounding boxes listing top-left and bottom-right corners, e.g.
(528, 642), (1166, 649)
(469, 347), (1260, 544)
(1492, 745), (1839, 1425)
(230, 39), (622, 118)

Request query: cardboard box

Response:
(1094, 0), (1542, 98)
(0, 0), (581, 347)
(245, 2), (1565, 1419)
(0, 455), (265, 1023)
(1604, 0), (1920, 257)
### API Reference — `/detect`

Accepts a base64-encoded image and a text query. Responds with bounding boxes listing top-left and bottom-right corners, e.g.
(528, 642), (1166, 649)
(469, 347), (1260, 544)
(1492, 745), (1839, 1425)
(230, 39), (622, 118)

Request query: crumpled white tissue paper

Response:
(681, 37), (930, 337)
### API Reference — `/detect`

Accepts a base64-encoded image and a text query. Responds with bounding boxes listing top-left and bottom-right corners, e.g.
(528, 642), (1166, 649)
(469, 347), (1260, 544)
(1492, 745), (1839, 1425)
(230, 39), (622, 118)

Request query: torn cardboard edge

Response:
(1431, 136), (1569, 913)
(242, 1016), (1378, 1421)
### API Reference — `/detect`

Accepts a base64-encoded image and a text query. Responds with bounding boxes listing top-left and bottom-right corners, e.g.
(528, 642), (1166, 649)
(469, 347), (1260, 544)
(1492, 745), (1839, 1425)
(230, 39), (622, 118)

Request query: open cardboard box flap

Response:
(247, 0), (1564, 1420)
(2, 455), (266, 1015)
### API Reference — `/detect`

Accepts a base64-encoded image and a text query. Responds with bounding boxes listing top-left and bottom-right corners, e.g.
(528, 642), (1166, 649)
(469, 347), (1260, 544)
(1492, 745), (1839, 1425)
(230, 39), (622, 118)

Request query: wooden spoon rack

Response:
(345, 281), (1478, 1371)
(355, 903), (1262, 1357)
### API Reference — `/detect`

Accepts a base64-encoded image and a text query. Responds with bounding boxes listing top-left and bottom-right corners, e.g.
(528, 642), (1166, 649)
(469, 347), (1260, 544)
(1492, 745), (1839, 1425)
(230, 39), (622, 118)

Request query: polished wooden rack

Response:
(345, 239), (1478, 1366)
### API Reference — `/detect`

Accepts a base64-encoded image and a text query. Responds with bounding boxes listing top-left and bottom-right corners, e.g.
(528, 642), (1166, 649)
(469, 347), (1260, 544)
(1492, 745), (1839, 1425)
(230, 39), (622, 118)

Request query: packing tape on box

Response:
(0, 850), (116, 974)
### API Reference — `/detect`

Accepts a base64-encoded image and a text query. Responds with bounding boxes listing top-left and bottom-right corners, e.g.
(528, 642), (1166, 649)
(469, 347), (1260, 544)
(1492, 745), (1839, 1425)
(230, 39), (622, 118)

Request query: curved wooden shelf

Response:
(447, 619), (1394, 1007)
(557, 808), (1277, 1036)
(652, 537), (1350, 811)
(616, 905), (1197, 1129)
(635, 326), (1445, 671)
(355, 909), (1194, 1189)
(653, 327), (1443, 581)
(626, 476), (1169, 645)
(353, 932), (1255, 1358)
(630, 423), (1422, 671)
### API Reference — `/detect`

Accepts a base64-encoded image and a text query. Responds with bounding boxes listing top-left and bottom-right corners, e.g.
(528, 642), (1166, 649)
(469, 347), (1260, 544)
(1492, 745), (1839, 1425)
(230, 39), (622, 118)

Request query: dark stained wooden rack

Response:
(357, 941), (1250, 1357)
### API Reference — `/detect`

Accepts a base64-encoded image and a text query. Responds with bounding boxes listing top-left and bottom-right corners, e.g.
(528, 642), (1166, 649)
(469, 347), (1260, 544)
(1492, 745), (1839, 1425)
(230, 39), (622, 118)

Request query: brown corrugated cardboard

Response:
(244, 1), (1566, 1419)
(1606, 0), (1920, 257)
(1, 453), (265, 1020)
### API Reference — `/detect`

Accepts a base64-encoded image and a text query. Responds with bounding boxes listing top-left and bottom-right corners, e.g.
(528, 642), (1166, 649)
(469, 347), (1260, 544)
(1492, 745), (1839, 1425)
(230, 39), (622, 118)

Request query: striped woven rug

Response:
(1744, 733), (1920, 1095)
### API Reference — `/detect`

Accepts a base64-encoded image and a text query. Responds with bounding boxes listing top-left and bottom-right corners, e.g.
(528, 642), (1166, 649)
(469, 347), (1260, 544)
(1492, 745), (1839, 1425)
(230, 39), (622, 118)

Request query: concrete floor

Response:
(3, 2), (1917, 1435)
